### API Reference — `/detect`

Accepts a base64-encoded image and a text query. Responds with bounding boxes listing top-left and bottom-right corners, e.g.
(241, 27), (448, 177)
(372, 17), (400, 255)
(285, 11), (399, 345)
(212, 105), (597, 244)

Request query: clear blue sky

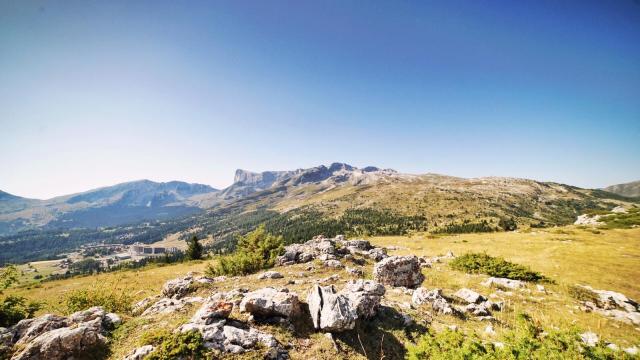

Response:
(1, 0), (639, 199)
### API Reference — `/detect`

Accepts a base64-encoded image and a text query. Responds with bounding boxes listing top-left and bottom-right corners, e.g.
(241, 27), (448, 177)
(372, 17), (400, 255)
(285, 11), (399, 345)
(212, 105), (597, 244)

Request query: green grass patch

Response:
(144, 329), (207, 360)
(62, 283), (133, 315)
(407, 313), (633, 359)
(449, 252), (550, 282)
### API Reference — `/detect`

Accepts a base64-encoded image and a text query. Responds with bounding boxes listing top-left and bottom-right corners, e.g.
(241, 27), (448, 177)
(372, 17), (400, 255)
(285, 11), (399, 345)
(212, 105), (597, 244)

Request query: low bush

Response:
(144, 329), (206, 360)
(449, 252), (550, 282)
(434, 220), (496, 234)
(600, 207), (640, 229)
(407, 313), (632, 359)
(62, 283), (133, 315)
(0, 295), (41, 327)
(206, 225), (283, 276)
(568, 285), (600, 304)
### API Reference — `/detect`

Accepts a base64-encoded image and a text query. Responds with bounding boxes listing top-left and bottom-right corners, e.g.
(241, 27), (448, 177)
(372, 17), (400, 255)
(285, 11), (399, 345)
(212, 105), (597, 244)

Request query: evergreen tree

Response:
(186, 235), (203, 260)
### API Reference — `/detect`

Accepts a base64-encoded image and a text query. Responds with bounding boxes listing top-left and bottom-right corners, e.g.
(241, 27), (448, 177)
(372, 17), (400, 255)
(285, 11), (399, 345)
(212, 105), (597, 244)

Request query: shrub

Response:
(0, 295), (41, 327)
(62, 283), (133, 315)
(407, 313), (631, 359)
(145, 330), (206, 360)
(599, 207), (640, 229)
(568, 285), (600, 304)
(0, 265), (18, 291)
(434, 220), (495, 234)
(206, 225), (283, 276)
(186, 235), (203, 260)
(449, 252), (549, 282)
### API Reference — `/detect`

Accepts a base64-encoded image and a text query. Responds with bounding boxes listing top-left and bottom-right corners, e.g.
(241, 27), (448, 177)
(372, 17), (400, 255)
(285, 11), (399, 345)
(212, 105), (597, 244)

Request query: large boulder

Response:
(239, 288), (302, 319)
(10, 314), (70, 346)
(12, 322), (108, 360)
(341, 280), (385, 319)
(373, 255), (424, 288)
(307, 285), (357, 332)
(8, 308), (120, 360)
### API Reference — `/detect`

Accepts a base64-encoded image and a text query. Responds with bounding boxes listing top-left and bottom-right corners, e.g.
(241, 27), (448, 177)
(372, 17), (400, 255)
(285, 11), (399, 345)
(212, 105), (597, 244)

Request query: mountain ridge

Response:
(603, 180), (640, 198)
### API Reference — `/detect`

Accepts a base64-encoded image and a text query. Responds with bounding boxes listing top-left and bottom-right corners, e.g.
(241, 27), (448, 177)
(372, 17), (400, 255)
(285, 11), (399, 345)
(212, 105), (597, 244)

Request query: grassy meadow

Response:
(3, 225), (640, 358)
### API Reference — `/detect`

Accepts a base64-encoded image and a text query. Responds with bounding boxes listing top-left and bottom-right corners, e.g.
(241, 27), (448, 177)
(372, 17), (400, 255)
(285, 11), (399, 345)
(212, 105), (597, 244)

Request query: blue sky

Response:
(1, 0), (639, 199)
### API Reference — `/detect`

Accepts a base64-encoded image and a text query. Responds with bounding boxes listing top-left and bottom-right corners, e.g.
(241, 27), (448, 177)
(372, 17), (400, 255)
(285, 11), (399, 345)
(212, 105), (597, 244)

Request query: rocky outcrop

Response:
(6, 307), (119, 360)
(161, 274), (212, 299)
(174, 291), (288, 359)
(141, 296), (204, 316)
(412, 288), (459, 316)
(307, 285), (357, 332)
(574, 214), (603, 226)
(373, 255), (424, 288)
(239, 288), (302, 319)
(277, 235), (388, 266)
(577, 285), (640, 325)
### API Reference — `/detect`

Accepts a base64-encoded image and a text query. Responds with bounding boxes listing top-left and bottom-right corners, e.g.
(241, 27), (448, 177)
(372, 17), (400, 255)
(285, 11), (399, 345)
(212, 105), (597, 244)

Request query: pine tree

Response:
(186, 235), (203, 260)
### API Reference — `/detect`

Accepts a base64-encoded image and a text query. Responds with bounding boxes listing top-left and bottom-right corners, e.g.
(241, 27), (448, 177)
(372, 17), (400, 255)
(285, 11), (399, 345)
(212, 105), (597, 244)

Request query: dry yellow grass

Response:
(5, 225), (640, 358)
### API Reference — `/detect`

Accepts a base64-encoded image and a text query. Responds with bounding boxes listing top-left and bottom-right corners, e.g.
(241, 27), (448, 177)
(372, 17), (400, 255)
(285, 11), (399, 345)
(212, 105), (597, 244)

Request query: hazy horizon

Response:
(2, 1), (639, 199)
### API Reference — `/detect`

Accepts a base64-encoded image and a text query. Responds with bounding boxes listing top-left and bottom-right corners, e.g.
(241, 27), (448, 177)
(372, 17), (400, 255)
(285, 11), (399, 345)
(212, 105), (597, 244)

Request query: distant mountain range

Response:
(0, 163), (637, 237)
(0, 180), (218, 235)
(603, 180), (640, 198)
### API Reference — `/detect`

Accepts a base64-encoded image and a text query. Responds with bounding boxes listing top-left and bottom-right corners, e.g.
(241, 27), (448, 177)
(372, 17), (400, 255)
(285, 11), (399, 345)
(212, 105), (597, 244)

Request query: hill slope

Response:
(604, 180), (640, 198)
(1, 163), (636, 264)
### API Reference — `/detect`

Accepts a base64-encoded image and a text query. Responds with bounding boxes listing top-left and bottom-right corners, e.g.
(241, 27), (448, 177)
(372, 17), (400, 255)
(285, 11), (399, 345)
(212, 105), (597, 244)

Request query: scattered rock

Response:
(367, 248), (388, 261)
(463, 303), (491, 316)
(161, 275), (212, 299)
(485, 324), (496, 335)
(454, 288), (487, 304)
(346, 267), (364, 277)
(318, 274), (340, 283)
(123, 345), (155, 360)
(412, 288), (459, 316)
(373, 255), (424, 288)
(323, 260), (343, 268)
(576, 285), (640, 325)
(481, 277), (525, 290)
(141, 296), (203, 316)
(258, 271), (284, 280)
(580, 331), (599, 347)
